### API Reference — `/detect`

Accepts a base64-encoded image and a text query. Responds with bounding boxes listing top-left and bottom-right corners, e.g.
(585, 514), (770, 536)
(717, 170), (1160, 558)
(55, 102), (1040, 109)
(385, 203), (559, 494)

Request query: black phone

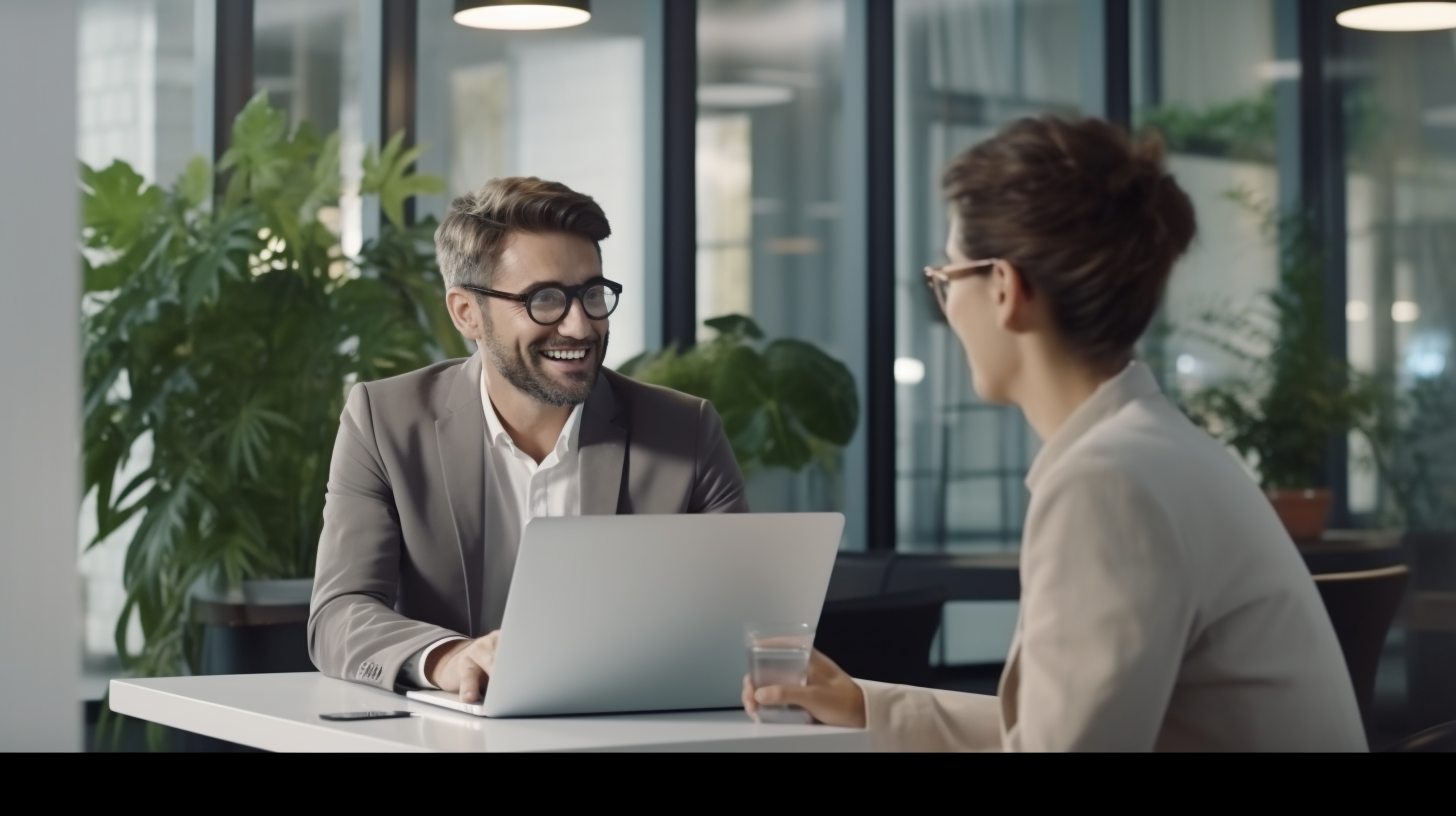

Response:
(319, 711), (418, 722)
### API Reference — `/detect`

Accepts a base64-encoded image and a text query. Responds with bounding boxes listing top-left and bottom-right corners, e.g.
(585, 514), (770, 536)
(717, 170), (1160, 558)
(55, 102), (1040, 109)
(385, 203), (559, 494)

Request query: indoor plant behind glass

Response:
(82, 92), (456, 685)
(618, 315), (860, 476)
(1179, 200), (1376, 540)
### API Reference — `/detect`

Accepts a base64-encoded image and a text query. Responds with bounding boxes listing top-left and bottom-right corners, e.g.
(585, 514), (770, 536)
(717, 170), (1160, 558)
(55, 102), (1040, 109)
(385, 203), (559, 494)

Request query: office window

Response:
(1339, 25), (1456, 526)
(254, 0), (367, 256)
(893, 0), (1085, 556)
(414, 0), (648, 369)
(76, 0), (199, 666)
(697, 0), (867, 544)
(1134, 0), (1284, 395)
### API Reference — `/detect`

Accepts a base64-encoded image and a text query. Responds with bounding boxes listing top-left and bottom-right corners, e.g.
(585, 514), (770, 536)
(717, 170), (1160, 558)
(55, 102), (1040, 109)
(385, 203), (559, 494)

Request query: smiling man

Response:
(309, 177), (748, 701)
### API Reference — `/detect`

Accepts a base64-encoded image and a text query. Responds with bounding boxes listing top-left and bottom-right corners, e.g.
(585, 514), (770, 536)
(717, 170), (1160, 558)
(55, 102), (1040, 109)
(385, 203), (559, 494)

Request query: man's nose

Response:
(556, 297), (596, 339)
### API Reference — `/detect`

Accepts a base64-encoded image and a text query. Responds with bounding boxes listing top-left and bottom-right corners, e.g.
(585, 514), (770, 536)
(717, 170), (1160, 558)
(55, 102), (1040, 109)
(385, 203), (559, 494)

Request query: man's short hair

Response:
(435, 177), (612, 290)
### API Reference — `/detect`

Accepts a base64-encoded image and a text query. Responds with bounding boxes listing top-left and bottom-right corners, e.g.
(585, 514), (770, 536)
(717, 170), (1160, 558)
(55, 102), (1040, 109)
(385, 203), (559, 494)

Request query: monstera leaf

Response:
(621, 315), (859, 474)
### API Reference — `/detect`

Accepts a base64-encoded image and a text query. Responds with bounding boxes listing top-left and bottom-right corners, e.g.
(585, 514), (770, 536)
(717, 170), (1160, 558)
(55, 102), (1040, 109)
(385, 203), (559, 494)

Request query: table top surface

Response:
(110, 673), (869, 753)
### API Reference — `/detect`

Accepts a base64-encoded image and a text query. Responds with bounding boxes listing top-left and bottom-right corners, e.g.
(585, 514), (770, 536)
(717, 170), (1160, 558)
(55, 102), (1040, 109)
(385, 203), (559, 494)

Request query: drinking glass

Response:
(745, 623), (815, 725)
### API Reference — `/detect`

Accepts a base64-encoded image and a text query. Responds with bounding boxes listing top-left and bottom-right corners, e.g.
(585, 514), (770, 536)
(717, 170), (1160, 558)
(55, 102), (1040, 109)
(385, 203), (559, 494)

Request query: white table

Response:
(110, 673), (870, 752)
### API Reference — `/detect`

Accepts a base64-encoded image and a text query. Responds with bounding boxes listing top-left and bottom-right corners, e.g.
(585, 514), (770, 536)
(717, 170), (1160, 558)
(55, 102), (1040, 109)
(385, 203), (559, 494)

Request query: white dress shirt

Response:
(400, 370), (584, 688)
(856, 362), (1366, 751)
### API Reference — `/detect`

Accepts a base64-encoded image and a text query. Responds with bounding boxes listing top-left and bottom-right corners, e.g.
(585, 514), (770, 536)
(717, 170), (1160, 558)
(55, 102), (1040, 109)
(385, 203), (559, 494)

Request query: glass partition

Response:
(1339, 24), (1456, 527)
(254, 0), (366, 256)
(893, 0), (1084, 557)
(76, 0), (198, 670)
(696, 0), (866, 545)
(415, 0), (648, 368)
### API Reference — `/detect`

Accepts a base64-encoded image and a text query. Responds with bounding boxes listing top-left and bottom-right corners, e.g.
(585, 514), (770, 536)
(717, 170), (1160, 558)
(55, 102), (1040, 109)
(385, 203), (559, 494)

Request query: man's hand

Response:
(741, 649), (868, 729)
(426, 631), (500, 703)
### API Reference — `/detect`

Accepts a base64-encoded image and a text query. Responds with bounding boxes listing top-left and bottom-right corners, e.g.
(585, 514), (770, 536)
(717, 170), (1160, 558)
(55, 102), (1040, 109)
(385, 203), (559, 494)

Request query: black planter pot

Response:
(192, 579), (315, 676)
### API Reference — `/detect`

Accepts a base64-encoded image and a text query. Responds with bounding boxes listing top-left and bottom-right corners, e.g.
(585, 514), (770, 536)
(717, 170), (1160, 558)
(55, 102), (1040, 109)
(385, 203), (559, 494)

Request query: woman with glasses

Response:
(745, 117), (1366, 752)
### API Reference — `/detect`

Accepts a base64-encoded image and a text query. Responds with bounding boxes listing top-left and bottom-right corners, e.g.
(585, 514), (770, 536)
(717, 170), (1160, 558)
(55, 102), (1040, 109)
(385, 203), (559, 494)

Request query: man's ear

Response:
(446, 289), (485, 343)
(992, 260), (1037, 334)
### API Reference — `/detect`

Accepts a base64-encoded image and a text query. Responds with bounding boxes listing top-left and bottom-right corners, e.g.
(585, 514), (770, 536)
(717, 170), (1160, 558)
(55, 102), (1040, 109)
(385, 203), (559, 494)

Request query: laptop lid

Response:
(481, 513), (844, 718)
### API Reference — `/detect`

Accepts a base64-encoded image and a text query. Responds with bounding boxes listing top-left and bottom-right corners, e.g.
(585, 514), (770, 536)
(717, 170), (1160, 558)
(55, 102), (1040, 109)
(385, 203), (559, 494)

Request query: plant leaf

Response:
(764, 339), (859, 445)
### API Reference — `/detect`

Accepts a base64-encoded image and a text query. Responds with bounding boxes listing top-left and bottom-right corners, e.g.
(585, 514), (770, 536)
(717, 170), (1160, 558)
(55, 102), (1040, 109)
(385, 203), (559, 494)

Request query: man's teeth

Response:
(543, 349), (588, 361)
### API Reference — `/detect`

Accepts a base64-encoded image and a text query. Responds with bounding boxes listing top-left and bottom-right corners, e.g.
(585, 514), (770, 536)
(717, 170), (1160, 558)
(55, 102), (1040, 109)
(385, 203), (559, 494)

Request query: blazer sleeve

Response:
(687, 400), (750, 513)
(857, 680), (1003, 752)
(308, 383), (468, 690)
(1007, 466), (1194, 752)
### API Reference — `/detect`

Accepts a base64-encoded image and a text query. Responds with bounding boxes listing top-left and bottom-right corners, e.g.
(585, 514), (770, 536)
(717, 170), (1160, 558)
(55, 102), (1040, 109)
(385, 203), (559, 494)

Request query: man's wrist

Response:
(424, 638), (471, 687)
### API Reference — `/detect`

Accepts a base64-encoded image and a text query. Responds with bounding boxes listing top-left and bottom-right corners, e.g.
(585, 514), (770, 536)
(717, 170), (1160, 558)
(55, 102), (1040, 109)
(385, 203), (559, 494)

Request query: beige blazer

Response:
(859, 363), (1366, 752)
(308, 354), (748, 690)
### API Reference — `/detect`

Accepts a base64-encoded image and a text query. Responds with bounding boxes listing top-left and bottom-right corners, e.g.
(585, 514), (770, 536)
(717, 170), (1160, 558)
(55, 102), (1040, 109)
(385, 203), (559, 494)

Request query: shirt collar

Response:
(479, 367), (584, 457)
(1024, 361), (1162, 492)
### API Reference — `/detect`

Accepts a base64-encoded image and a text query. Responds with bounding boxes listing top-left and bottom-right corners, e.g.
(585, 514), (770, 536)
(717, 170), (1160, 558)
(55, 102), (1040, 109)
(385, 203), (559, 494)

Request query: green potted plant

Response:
(1180, 202), (1376, 541)
(619, 315), (859, 475)
(82, 93), (455, 682)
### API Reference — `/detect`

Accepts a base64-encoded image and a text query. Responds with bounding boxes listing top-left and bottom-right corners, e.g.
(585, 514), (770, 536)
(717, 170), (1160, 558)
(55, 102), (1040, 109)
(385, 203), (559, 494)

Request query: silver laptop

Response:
(407, 513), (843, 718)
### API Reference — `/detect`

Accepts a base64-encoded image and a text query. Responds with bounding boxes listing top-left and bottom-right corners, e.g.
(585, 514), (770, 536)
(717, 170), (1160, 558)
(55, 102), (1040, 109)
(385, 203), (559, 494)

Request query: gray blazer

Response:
(308, 353), (749, 690)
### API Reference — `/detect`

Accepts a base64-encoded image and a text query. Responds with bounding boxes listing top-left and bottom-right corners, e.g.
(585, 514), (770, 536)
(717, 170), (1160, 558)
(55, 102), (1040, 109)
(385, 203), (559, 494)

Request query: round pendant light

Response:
(1336, 2), (1456, 31)
(453, 0), (591, 31)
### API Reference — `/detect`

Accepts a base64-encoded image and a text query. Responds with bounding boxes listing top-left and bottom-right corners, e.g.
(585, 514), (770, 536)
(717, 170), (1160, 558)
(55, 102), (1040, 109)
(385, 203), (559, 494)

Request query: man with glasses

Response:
(309, 177), (748, 701)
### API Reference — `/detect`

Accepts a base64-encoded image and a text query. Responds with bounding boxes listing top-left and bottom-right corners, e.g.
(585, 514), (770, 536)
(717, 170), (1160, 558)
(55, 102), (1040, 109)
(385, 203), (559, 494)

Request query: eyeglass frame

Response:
(460, 278), (624, 326)
(924, 259), (1001, 313)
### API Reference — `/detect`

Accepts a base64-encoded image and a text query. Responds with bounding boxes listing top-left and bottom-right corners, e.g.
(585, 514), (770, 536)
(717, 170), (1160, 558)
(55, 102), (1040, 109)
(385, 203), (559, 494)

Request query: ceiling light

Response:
(454, 0), (591, 31)
(698, 83), (795, 109)
(1336, 2), (1456, 31)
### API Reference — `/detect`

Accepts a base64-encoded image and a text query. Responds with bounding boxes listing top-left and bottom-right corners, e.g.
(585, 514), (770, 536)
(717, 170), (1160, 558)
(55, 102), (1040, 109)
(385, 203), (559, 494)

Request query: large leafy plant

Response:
(619, 316), (859, 473)
(83, 93), (456, 679)
(1180, 202), (1376, 490)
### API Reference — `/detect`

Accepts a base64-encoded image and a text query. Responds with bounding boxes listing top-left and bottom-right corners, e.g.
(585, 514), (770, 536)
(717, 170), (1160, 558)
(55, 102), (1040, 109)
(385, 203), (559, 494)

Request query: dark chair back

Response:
(1314, 565), (1409, 736)
(816, 586), (947, 687)
(1385, 720), (1456, 753)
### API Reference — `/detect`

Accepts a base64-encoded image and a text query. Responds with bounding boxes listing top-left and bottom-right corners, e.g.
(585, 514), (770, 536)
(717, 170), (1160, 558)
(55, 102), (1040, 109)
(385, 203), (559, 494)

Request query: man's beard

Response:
(481, 320), (608, 408)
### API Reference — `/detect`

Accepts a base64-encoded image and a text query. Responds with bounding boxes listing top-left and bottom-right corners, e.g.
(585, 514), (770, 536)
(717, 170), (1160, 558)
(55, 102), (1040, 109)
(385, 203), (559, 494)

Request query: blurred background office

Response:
(2, 0), (1454, 750)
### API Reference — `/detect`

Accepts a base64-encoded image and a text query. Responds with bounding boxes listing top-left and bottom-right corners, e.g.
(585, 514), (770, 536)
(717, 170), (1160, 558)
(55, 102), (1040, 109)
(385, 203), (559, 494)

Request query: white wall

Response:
(0, 0), (82, 751)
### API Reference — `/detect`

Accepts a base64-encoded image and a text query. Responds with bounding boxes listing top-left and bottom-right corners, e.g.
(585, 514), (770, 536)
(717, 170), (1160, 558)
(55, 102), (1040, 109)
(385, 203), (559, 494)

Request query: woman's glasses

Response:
(924, 259), (1000, 313)
(462, 279), (623, 326)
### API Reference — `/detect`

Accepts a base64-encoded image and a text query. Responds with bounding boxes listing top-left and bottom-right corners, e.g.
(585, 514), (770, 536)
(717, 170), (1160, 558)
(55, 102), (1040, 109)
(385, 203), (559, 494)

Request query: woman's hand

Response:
(742, 649), (868, 729)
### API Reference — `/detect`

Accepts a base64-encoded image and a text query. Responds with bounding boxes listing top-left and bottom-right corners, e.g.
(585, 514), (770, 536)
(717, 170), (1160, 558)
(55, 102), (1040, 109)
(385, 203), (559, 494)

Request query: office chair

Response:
(1384, 720), (1456, 753)
(816, 586), (947, 687)
(1314, 565), (1410, 737)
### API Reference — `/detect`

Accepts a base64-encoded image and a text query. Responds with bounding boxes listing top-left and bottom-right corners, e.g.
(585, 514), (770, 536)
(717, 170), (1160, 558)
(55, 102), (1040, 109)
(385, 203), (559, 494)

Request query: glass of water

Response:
(745, 623), (815, 724)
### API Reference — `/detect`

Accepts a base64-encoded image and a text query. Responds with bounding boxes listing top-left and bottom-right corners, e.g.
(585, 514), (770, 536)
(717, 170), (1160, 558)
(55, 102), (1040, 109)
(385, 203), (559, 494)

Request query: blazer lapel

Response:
(578, 372), (627, 515)
(435, 354), (486, 636)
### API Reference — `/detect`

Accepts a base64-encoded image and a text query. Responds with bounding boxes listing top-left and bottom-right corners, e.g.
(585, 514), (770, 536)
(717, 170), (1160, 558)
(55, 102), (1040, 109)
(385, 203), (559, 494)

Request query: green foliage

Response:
(1361, 377), (1456, 531)
(1180, 199), (1376, 490)
(1139, 86), (1278, 164)
(619, 316), (859, 474)
(82, 92), (454, 681)
(362, 131), (446, 230)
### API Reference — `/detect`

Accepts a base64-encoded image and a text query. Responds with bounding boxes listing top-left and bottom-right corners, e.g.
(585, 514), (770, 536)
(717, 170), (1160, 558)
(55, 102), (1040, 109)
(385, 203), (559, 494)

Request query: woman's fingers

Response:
(741, 675), (760, 721)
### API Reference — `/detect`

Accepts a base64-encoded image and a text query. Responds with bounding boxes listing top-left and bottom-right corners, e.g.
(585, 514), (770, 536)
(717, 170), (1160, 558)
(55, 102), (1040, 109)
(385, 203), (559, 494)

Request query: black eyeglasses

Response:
(462, 279), (623, 326)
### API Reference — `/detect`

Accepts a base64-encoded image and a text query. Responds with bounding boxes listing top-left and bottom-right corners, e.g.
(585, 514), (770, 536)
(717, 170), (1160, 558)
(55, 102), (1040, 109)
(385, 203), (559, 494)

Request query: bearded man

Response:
(309, 177), (748, 701)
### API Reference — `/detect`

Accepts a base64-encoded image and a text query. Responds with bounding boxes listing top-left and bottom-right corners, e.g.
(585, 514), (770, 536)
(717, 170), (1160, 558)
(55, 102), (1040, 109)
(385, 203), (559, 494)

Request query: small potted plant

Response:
(1180, 204), (1376, 541)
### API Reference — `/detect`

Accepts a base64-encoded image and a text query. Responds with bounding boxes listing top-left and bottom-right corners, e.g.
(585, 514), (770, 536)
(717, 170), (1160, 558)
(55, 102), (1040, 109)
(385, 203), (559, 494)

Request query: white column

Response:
(0, 0), (83, 751)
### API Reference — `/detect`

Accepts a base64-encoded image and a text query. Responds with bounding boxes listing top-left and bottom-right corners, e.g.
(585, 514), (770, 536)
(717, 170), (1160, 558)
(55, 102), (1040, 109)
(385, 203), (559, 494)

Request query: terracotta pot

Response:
(1266, 489), (1333, 542)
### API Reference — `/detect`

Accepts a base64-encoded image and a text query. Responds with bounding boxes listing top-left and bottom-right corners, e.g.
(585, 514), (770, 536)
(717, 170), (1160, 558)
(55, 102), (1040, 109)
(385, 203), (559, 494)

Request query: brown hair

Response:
(943, 116), (1196, 367)
(435, 176), (612, 290)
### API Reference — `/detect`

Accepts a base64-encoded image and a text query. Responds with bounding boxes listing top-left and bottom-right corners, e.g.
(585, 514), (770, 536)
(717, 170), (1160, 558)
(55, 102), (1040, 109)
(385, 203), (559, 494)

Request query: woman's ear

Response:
(992, 260), (1036, 334)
